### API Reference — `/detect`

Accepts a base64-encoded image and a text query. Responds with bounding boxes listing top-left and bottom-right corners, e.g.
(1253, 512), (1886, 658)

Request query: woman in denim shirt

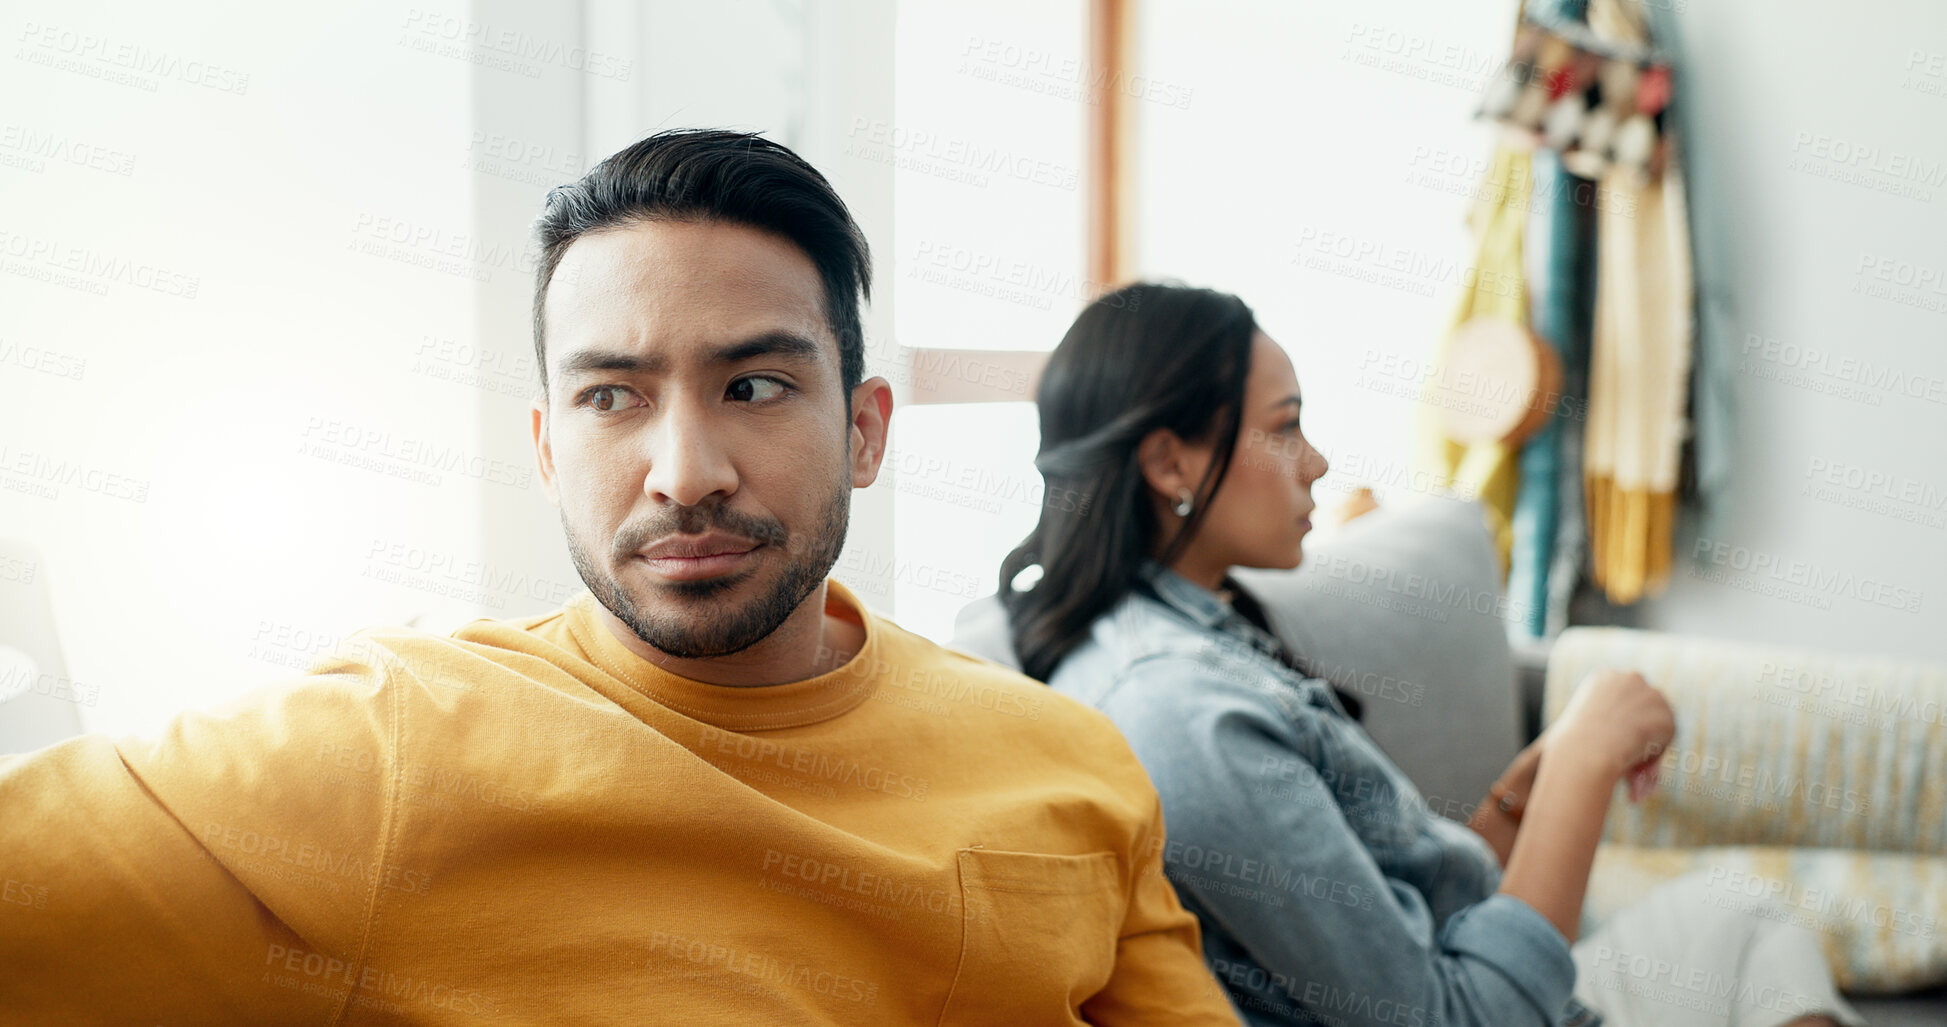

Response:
(1001, 283), (1858, 1027)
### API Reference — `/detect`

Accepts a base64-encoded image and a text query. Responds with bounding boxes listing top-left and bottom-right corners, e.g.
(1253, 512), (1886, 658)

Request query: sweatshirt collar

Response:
(564, 578), (878, 732)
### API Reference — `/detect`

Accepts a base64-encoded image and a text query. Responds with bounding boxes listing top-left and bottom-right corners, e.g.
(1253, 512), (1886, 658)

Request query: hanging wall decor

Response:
(1477, 15), (1673, 186)
(1431, 0), (1697, 622)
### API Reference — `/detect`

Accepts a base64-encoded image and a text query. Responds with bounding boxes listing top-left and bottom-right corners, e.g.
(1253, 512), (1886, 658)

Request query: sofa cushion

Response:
(1543, 626), (1947, 855)
(1585, 844), (1947, 993)
(949, 496), (1524, 814)
(1545, 627), (1947, 992)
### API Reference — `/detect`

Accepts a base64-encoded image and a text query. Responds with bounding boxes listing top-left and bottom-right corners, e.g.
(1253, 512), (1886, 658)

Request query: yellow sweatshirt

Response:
(0, 579), (1238, 1026)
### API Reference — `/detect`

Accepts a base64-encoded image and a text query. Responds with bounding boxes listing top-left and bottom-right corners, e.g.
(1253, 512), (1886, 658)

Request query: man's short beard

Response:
(561, 469), (851, 660)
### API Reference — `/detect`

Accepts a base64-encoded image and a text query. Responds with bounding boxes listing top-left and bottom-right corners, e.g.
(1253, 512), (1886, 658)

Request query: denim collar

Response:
(1134, 558), (1234, 629)
(1134, 558), (1286, 660)
(1133, 558), (1353, 717)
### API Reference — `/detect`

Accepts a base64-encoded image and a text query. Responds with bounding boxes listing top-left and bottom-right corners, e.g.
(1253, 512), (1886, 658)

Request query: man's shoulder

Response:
(867, 613), (1148, 775)
(256, 603), (583, 710)
(875, 612), (1080, 707)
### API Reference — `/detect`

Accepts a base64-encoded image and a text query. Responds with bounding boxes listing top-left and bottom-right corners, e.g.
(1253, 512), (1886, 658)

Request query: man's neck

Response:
(593, 580), (866, 687)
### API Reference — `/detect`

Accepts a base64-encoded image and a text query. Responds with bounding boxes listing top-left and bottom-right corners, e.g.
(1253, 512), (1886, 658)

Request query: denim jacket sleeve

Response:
(1099, 655), (1578, 1027)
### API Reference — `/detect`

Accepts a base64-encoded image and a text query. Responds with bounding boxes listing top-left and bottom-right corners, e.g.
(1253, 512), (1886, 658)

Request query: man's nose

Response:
(642, 403), (738, 507)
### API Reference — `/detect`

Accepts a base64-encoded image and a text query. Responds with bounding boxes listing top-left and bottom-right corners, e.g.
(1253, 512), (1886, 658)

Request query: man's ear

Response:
(846, 376), (894, 488)
(530, 397), (560, 508)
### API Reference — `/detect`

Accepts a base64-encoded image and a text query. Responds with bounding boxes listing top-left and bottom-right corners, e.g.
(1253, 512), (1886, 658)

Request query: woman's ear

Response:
(1136, 427), (1197, 500)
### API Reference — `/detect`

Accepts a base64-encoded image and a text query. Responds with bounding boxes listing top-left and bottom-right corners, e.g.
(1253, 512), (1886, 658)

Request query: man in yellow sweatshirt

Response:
(0, 129), (1240, 1025)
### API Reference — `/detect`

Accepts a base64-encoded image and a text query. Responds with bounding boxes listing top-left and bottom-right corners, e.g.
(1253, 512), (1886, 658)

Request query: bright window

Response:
(889, 0), (1087, 642)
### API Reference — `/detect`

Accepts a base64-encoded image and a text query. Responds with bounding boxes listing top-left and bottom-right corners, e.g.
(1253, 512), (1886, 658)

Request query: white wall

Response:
(1131, 0), (1947, 663)
(2, 0), (489, 739)
(885, 0), (1088, 642)
(0, 0), (899, 744)
(1629, 1), (1947, 662)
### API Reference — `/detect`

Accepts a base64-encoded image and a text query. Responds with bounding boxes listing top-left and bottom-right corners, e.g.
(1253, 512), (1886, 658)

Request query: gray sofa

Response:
(948, 496), (1944, 1024)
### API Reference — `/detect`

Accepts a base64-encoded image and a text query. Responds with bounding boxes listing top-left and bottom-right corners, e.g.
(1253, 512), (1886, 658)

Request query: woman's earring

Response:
(1173, 488), (1194, 517)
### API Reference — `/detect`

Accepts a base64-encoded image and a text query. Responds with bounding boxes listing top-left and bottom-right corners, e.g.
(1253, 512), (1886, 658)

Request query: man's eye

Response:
(577, 385), (641, 412)
(1280, 419), (1303, 436)
(728, 376), (790, 403)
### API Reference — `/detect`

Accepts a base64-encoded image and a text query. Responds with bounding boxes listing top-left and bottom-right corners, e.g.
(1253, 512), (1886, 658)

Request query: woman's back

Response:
(1049, 557), (1580, 1027)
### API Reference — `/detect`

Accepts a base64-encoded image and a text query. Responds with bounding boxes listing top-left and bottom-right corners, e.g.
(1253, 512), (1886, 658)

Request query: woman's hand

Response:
(1499, 670), (1674, 941)
(1469, 740), (1544, 865)
(1547, 669), (1676, 789)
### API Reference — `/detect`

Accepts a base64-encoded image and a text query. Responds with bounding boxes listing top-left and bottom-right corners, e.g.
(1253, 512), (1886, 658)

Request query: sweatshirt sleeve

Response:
(1080, 790), (1244, 1026)
(0, 641), (401, 1024)
(1109, 664), (1577, 1027)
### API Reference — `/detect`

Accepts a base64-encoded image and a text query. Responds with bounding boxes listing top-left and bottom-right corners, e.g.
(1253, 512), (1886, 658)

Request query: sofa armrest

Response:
(1542, 627), (1947, 854)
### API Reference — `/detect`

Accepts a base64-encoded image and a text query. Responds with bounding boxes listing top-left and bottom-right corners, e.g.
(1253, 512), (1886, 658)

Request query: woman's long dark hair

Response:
(999, 282), (1257, 683)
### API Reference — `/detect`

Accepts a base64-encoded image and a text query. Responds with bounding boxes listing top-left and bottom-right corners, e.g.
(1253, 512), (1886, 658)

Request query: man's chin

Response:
(631, 566), (822, 660)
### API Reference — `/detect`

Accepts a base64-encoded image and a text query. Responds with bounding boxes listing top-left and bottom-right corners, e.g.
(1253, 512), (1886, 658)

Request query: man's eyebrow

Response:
(555, 331), (825, 380)
(1269, 394), (1302, 412)
(709, 330), (823, 368)
(557, 349), (659, 379)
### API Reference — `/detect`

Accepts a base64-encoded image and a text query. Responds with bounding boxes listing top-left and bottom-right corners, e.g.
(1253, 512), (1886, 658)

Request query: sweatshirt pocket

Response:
(937, 848), (1122, 1025)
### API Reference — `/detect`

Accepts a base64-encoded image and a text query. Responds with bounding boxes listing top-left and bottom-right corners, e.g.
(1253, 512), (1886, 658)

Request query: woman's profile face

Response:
(1177, 331), (1330, 578)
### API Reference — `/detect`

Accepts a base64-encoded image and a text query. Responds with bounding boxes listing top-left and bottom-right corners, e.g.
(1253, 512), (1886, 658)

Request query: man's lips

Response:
(635, 533), (762, 581)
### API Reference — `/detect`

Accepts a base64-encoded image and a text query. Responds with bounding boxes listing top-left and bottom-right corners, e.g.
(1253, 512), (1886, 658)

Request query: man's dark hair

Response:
(530, 128), (872, 401)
